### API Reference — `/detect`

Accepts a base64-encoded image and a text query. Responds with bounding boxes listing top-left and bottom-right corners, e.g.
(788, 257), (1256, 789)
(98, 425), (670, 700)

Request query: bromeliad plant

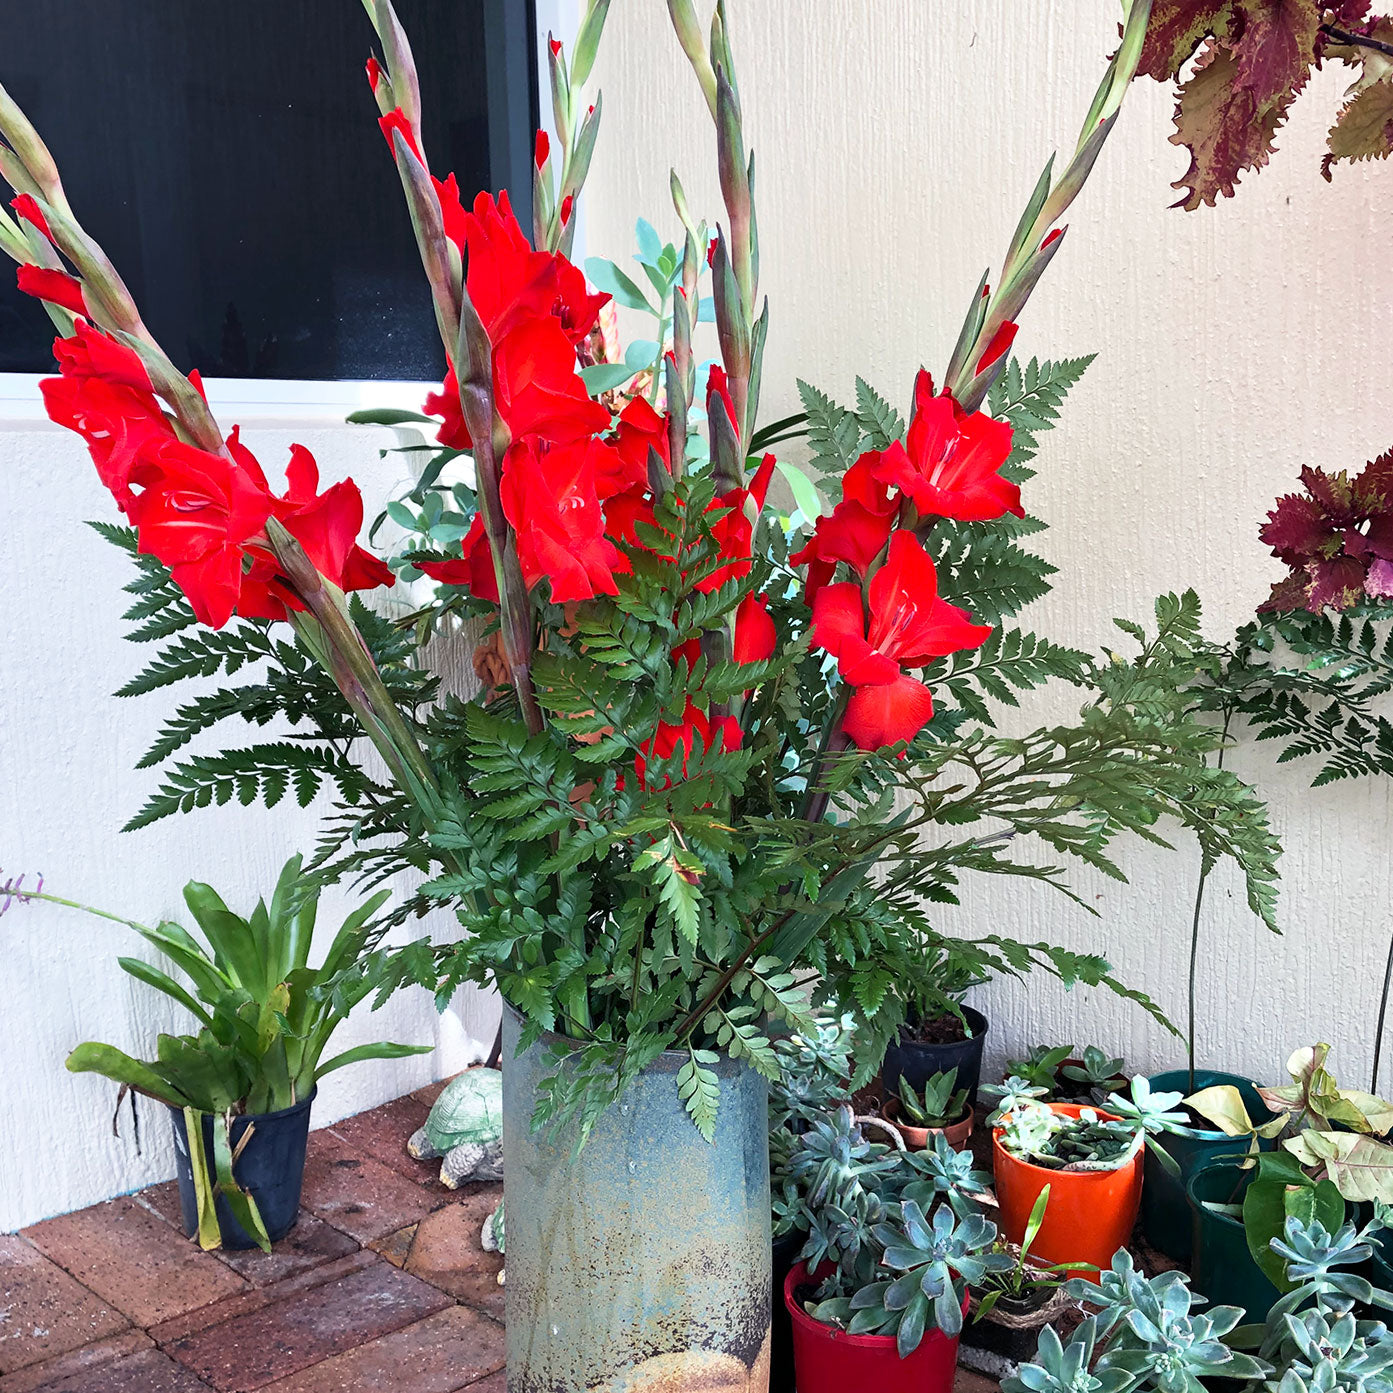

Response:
(0, 0), (1284, 1140)
(14, 856), (429, 1250)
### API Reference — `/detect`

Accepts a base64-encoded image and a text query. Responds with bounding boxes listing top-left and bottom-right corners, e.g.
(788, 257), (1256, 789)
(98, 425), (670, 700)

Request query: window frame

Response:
(0, 0), (578, 424)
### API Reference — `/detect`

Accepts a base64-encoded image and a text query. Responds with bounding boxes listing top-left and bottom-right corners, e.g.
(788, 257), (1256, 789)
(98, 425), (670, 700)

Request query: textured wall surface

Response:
(6, 2), (1393, 1231)
(581, 5), (1393, 1082)
(0, 417), (496, 1232)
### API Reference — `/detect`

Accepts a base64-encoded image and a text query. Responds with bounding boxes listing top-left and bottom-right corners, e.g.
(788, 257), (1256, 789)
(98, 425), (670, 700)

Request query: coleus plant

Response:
(1135, 2), (1393, 209)
(0, 0), (1283, 1140)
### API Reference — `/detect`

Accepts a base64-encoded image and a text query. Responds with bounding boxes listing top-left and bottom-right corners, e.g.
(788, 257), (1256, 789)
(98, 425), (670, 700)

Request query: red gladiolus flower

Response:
(41, 323), (174, 508)
(365, 55), (384, 92)
(607, 396), (669, 497)
(17, 264), (86, 317)
(733, 591), (776, 664)
(423, 365), (471, 450)
(125, 439), (275, 628)
(378, 108), (421, 161)
(549, 37), (562, 56)
(790, 453), (899, 603)
(871, 370), (1019, 523)
(11, 194), (51, 238)
(500, 436), (621, 603)
(635, 703), (742, 790)
(418, 514), (500, 604)
(534, 130), (550, 168)
(811, 530), (991, 751)
(559, 195), (573, 227)
(700, 453), (776, 595)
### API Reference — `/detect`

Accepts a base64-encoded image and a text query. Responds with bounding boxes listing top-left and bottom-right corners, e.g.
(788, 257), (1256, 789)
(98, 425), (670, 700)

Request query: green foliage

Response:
(895, 1068), (969, 1128)
(58, 855), (428, 1250)
(1196, 606), (1393, 787)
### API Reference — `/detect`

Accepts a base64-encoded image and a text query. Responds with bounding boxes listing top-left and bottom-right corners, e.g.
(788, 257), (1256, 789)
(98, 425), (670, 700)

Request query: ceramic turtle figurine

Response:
(481, 1197), (505, 1286)
(407, 1067), (504, 1188)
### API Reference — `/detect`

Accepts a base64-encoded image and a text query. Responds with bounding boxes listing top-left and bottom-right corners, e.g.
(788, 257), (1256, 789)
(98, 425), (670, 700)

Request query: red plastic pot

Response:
(993, 1102), (1142, 1283)
(784, 1260), (964, 1393)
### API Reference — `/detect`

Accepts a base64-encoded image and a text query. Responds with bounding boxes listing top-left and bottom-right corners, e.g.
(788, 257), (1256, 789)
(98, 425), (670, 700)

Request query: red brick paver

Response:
(257, 1307), (504, 1392)
(163, 1259), (450, 1392)
(298, 1133), (443, 1244)
(0, 1236), (129, 1375)
(20, 1200), (247, 1329)
(3, 1089), (999, 1393)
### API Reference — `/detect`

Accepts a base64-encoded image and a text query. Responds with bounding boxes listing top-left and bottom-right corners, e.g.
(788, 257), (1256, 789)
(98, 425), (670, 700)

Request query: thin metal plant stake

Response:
(1373, 929), (1393, 1093)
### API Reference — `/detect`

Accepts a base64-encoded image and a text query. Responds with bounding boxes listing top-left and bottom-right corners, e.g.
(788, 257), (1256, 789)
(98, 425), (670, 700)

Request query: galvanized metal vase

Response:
(502, 1005), (772, 1392)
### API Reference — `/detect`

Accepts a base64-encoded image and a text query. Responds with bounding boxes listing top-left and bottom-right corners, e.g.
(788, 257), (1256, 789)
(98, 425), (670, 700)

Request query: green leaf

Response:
(584, 257), (652, 311)
(580, 363), (636, 393)
(677, 1048), (720, 1142)
(346, 407), (438, 426)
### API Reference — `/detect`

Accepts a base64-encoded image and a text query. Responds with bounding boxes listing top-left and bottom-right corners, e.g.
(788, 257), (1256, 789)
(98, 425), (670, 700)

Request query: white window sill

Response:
(0, 372), (437, 426)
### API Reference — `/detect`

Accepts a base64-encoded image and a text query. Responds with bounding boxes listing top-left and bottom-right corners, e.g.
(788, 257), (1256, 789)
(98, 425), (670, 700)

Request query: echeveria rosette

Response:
(1260, 453), (1393, 612)
(899, 1131), (995, 1220)
(844, 1201), (1008, 1357)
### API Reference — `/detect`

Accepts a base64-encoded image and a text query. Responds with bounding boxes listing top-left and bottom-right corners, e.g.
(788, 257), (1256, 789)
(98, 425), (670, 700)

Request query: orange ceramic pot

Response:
(992, 1102), (1142, 1282)
(882, 1098), (975, 1151)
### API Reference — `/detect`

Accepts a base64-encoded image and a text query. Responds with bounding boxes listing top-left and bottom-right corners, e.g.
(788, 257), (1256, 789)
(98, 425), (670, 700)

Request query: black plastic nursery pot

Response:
(881, 1006), (989, 1107)
(169, 1089), (315, 1250)
(960, 1287), (1063, 1366)
(769, 1229), (803, 1393)
(1186, 1159), (1279, 1323)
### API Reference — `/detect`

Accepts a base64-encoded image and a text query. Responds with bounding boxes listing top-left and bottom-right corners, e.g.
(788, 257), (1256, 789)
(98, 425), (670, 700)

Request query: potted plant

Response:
(769, 1013), (858, 1393)
(883, 1069), (973, 1149)
(990, 1078), (1193, 1278)
(1058, 1047), (1128, 1103)
(961, 1186), (1091, 1368)
(1184, 1044), (1393, 1307)
(1004, 1215), (1393, 1393)
(1000, 1044), (1074, 1099)
(780, 1107), (1009, 1391)
(2, 0), (1292, 1382)
(881, 950), (992, 1107)
(28, 856), (429, 1250)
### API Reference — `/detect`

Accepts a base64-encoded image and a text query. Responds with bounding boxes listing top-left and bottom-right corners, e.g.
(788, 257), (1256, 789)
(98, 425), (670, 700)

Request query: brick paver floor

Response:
(1, 1079), (996, 1392)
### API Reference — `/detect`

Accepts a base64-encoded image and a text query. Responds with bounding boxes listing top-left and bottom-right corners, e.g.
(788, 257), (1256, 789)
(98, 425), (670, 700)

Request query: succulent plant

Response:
(1003, 1043), (1075, 1095)
(842, 1201), (1008, 1354)
(895, 1068), (970, 1129)
(1061, 1045), (1128, 1092)
(984, 1074), (1051, 1118)
(900, 1130), (994, 1219)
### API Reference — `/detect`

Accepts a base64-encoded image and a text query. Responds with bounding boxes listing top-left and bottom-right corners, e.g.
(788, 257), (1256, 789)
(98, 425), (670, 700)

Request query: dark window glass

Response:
(0, 2), (535, 380)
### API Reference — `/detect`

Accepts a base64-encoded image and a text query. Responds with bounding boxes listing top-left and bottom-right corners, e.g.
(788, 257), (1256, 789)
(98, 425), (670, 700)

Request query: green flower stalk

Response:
(944, 0), (1155, 411)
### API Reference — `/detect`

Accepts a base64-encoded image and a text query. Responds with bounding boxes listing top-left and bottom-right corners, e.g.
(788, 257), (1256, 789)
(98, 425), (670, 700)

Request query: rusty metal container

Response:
(502, 1005), (772, 1392)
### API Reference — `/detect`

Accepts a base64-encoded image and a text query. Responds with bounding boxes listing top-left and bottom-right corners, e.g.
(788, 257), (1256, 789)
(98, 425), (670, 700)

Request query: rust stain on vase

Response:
(502, 1006), (772, 1392)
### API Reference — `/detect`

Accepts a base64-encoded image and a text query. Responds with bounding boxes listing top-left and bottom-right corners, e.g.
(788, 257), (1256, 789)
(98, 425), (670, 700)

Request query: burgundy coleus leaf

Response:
(1324, 72), (1393, 179)
(1230, 0), (1320, 107)
(1306, 555), (1368, 609)
(1169, 39), (1293, 208)
(1367, 557), (1393, 598)
(1259, 491), (1332, 561)
(1260, 571), (1312, 612)
(1137, 0), (1235, 81)
(1352, 448), (1393, 512)
(1299, 464), (1358, 523)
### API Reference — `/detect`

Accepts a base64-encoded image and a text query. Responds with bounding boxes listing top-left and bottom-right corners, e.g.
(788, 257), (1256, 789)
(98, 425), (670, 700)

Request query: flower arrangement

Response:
(0, 0), (1285, 1146)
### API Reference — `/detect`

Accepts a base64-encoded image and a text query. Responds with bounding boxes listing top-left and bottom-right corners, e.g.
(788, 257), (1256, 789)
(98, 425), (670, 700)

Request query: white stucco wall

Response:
(0, 408), (499, 1232)
(582, 5), (1393, 1083)
(5, 2), (1393, 1232)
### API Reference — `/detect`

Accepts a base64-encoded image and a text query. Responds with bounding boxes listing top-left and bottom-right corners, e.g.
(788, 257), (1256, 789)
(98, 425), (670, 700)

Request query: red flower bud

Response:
(365, 55), (384, 91)
(1041, 226), (1064, 249)
(975, 320), (1018, 376)
(535, 130), (550, 169)
(706, 236), (718, 268)
(559, 194), (573, 226)
(550, 37), (563, 56)
(377, 108), (421, 162)
(10, 194), (50, 239)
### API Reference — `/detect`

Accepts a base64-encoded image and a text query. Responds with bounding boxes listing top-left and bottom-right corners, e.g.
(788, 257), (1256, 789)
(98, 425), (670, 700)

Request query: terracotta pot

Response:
(882, 1097), (974, 1151)
(992, 1102), (1142, 1282)
(785, 1261), (964, 1393)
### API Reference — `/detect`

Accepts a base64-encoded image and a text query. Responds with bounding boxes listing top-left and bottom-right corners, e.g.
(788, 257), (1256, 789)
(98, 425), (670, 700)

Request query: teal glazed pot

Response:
(502, 1006), (773, 1393)
(1141, 1069), (1272, 1262)
(1187, 1160), (1279, 1322)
